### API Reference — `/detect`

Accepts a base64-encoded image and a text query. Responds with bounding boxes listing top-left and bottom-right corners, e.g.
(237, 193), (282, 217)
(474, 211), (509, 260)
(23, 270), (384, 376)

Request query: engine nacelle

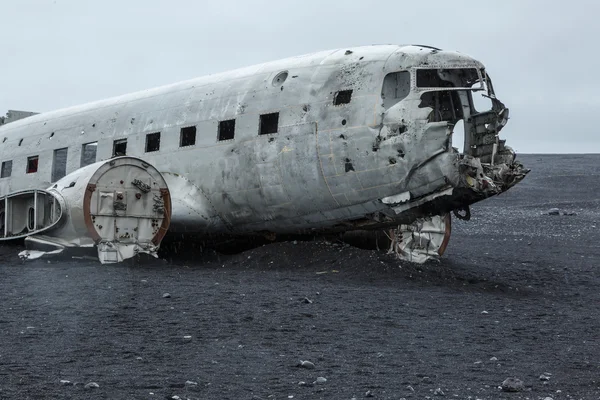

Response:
(23, 157), (171, 263)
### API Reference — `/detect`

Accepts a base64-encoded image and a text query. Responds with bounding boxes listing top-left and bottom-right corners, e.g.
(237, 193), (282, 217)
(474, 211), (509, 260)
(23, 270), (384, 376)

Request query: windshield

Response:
(416, 68), (483, 91)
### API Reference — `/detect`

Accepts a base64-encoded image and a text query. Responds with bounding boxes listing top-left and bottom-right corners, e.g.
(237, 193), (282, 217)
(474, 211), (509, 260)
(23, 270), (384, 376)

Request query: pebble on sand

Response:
(315, 377), (327, 384)
(59, 380), (72, 386)
(501, 377), (524, 392)
(434, 387), (445, 396)
(539, 373), (551, 381)
(547, 208), (560, 215)
(84, 382), (100, 389)
(298, 360), (315, 369)
(163, 293), (171, 298)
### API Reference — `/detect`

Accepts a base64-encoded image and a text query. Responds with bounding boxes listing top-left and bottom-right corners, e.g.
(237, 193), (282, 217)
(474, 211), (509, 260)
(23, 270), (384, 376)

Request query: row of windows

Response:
(0, 141), (98, 180)
(3, 88), (355, 150)
(0, 111), (283, 181)
(114, 112), (280, 156)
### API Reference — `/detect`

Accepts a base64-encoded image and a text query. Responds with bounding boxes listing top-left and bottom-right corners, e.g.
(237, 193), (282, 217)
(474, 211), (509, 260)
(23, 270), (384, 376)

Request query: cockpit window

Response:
(381, 71), (411, 109)
(470, 72), (494, 112)
(416, 68), (481, 90)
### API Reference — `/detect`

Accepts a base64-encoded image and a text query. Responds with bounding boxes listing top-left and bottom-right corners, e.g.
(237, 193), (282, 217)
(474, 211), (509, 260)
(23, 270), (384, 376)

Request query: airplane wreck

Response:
(0, 45), (528, 264)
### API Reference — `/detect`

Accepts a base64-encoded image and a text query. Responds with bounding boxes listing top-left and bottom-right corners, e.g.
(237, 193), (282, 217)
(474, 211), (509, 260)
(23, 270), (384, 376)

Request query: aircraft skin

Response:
(0, 45), (528, 262)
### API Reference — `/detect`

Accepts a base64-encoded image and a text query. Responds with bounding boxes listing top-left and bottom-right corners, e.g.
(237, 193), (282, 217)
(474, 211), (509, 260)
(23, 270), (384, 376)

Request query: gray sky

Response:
(1, 0), (598, 153)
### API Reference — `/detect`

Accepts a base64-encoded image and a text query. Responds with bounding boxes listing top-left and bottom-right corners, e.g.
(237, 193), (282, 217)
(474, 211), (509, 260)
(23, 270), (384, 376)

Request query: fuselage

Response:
(0, 45), (519, 237)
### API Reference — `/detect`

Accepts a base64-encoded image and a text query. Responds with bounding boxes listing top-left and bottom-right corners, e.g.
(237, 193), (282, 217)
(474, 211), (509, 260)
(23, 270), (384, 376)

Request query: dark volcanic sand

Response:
(0, 154), (598, 400)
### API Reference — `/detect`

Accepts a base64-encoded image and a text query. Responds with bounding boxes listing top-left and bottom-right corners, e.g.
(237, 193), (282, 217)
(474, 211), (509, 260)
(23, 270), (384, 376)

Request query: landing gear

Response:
(388, 213), (451, 263)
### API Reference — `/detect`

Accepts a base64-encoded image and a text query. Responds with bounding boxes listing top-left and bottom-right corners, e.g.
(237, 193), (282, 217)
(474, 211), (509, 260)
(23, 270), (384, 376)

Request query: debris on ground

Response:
(501, 377), (524, 392)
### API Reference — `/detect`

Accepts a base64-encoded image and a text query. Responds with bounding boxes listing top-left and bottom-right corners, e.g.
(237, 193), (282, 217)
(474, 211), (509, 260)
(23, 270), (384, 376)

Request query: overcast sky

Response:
(1, 0), (598, 153)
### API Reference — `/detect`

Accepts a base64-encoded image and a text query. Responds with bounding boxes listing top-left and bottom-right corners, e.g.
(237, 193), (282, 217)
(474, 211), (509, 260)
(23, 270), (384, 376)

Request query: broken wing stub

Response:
(18, 157), (171, 264)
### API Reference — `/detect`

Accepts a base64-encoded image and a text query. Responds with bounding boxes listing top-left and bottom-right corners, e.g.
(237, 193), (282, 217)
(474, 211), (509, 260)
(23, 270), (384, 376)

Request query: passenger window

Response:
(145, 132), (161, 152)
(81, 142), (98, 167)
(259, 113), (279, 135)
(218, 119), (235, 141)
(333, 90), (353, 105)
(27, 156), (39, 174)
(1, 160), (12, 178)
(52, 147), (68, 182)
(180, 126), (196, 147)
(113, 139), (127, 157)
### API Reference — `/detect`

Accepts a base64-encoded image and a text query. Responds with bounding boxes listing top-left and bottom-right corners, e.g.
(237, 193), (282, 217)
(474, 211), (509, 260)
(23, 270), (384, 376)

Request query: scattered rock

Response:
(298, 360), (315, 369)
(489, 356), (498, 361)
(563, 211), (576, 216)
(421, 376), (433, 384)
(547, 208), (560, 216)
(185, 380), (198, 386)
(163, 293), (171, 298)
(315, 377), (327, 384)
(302, 297), (313, 304)
(365, 390), (374, 397)
(171, 396), (181, 400)
(481, 310), (489, 314)
(539, 373), (551, 381)
(84, 382), (100, 389)
(434, 388), (445, 396)
(543, 397), (554, 400)
(501, 377), (524, 392)
(407, 385), (415, 392)
(59, 380), (72, 386)
(183, 335), (192, 341)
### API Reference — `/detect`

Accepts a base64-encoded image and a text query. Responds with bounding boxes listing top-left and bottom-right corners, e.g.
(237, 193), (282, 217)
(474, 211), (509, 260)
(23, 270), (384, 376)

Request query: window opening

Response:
(334, 90), (353, 105)
(145, 132), (161, 152)
(416, 68), (480, 89)
(180, 126), (196, 147)
(26, 156), (39, 174)
(52, 147), (68, 182)
(259, 113), (279, 135)
(1, 160), (12, 178)
(218, 119), (236, 141)
(28, 207), (35, 231)
(81, 142), (98, 167)
(113, 139), (127, 157)
(381, 71), (410, 109)
(470, 75), (493, 113)
(451, 119), (465, 154)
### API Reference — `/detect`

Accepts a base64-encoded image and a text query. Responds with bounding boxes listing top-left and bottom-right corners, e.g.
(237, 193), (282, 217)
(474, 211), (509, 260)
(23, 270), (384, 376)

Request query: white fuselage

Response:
(1, 45), (510, 237)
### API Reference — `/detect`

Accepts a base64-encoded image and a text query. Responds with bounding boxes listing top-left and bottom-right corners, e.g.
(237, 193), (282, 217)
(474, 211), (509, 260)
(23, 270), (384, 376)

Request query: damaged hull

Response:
(0, 44), (527, 263)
